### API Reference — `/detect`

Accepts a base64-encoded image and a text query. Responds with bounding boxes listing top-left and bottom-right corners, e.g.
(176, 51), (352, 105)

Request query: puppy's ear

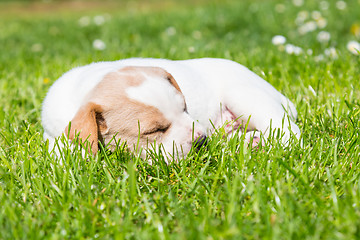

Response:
(64, 102), (105, 154)
(165, 72), (182, 94)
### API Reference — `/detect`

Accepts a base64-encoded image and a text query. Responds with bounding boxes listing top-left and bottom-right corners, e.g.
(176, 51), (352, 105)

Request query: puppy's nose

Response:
(193, 135), (208, 151)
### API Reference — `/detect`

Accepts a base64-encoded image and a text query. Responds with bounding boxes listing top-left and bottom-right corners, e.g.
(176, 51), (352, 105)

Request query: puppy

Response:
(41, 58), (300, 160)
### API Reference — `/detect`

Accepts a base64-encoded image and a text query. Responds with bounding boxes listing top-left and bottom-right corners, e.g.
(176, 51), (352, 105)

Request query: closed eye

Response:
(142, 124), (171, 135)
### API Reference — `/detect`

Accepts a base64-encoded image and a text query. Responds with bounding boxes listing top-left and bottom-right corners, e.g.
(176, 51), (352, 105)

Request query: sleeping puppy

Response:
(41, 58), (300, 160)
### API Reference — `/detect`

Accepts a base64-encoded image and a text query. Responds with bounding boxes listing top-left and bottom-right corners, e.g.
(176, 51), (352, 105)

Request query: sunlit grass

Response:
(1, 0), (360, 239)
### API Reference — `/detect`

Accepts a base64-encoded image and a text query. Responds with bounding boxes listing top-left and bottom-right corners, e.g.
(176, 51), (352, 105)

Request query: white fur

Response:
(126, 75), (186, 121)
(42, 58), (300, 158)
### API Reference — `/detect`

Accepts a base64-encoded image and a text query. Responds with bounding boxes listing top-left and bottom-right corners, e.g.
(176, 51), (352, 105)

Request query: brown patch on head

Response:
(119, 66), (183, 94)
(65, 66), (180, 154)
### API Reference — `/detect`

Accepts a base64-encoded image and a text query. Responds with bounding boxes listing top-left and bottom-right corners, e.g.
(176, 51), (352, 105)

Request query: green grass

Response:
(1, 0), (360, 239)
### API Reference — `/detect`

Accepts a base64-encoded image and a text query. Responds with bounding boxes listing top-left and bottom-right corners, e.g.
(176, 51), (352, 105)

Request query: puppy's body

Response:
(42, 58), (300, 158)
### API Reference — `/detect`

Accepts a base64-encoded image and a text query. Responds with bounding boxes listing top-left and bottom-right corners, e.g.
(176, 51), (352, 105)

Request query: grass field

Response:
(1, 0), (360, 239)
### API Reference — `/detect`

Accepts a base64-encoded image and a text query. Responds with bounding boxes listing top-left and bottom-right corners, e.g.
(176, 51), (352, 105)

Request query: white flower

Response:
(93, 39), (106, 50)
(99, 203), (106, 210)
(316, 18), (327, 28)
(292, 0), (304, 7)
(347, 41), (360, 55)
(324, 47), (338, 59)
(60, 229), (67, 236)
(314, 54), (324, 62)
(157, 223), (164, 233)
(94, 15), (106, 26)
(306, 49), (313, 55)
(317, 31), (331, 43)
(165, 27), (176, 36)
(31, 43), (43, 52)
(311, 11), (322, 20)
(285, 44), (303, 55)
(188, 46), (195, 53)
(336, 1), (347, 10)
(319, 1), (329, 10)
(78, 16), (90, 27)
(272, 35), (286, 45)
(295, 11), (309, 25)
(275, 4), (286, 13)
(298, 21), (317, 34)
(192, 30), (202, 40)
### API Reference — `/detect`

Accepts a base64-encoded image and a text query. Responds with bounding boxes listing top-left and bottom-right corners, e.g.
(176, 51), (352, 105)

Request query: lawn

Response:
(1, 0), (360, 239)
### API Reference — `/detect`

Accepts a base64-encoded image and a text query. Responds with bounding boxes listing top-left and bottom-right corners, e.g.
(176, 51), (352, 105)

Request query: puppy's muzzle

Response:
(193, 135), (208, 151)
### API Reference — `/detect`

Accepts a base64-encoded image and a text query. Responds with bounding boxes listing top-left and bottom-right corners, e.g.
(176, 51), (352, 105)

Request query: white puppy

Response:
(41, 58), (300, 160)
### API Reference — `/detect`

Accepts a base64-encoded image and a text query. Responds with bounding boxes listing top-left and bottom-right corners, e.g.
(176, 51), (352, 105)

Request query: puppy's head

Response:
(65, 66), (205, 160)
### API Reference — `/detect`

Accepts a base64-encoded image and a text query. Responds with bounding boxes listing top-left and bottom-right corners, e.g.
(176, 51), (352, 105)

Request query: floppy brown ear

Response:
(165, 72), (182, 94)
(64, 102), (104, 154)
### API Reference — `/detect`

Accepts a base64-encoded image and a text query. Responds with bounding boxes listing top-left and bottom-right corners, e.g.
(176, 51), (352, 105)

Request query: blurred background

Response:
(0, 2), (360, 239)
(1, 0), (359, 121)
